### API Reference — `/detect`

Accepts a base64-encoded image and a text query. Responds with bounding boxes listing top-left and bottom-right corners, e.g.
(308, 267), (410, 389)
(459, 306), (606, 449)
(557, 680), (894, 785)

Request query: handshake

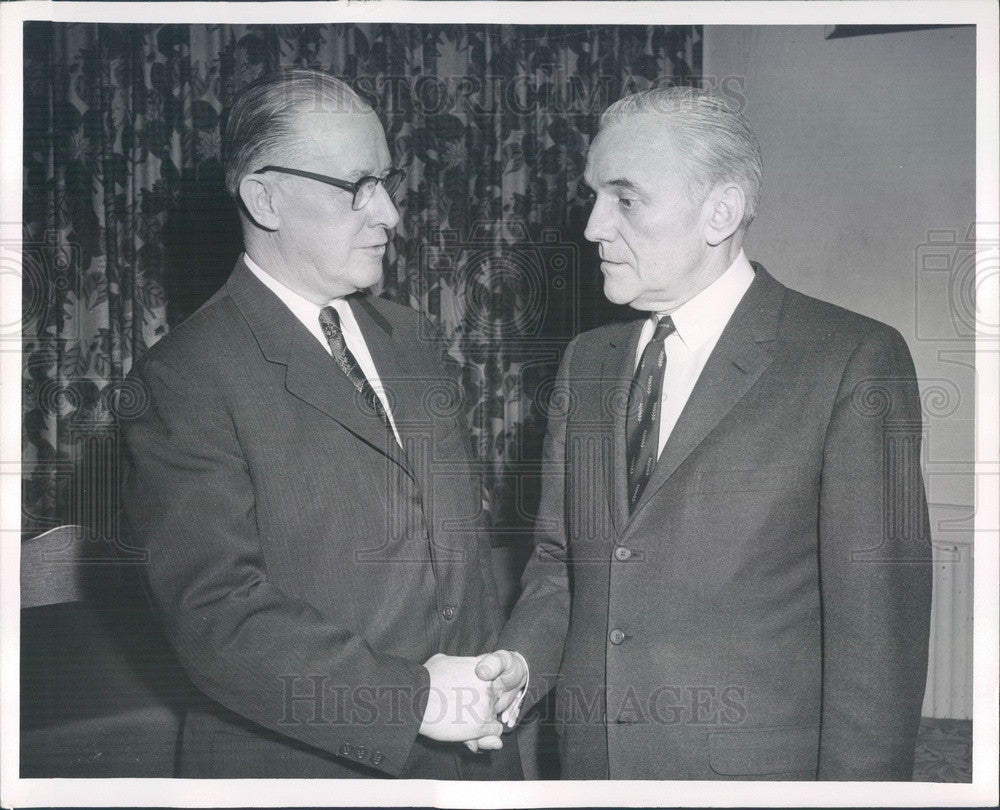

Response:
(419, 650), (529, 753)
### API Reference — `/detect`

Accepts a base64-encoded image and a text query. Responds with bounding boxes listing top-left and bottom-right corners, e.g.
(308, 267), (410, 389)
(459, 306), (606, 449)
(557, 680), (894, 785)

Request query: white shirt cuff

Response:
(501, 652), (529, 728)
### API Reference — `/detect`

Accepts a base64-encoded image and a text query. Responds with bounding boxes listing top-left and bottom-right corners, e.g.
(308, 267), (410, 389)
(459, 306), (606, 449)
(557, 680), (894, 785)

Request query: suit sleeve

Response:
(121, 350), (429, 776)
(817, 326), (932, 780)
(496, 338), (577, 710)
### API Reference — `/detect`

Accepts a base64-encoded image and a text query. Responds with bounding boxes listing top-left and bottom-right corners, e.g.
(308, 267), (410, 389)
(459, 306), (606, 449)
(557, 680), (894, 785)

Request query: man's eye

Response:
(580, 188), (596, 205)
(618, 197), (635, 210)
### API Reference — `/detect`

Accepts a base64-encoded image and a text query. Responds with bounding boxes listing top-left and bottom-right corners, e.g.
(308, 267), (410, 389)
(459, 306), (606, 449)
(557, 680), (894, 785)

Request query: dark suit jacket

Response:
(499, 265), (931, 780)
(122, 261), (520, 779)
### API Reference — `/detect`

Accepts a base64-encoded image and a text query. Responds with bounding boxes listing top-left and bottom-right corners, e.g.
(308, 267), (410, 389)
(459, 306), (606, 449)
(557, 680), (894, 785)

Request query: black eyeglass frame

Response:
(254, 165), (406, 210)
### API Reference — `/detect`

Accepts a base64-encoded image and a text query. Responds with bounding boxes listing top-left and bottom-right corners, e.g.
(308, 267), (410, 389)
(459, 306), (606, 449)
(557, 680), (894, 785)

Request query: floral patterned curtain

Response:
(22, 22), (701, 544)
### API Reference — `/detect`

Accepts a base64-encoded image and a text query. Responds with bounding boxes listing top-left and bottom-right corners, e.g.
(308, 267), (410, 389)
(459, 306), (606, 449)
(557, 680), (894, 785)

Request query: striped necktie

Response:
(626, 315), (676, 511)
(318, 306), (392, 430)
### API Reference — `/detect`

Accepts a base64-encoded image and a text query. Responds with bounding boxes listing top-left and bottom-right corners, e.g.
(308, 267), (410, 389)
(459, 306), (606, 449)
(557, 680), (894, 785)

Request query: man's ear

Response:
(703, 182), (745, 246)
(238, 174), (281, 231)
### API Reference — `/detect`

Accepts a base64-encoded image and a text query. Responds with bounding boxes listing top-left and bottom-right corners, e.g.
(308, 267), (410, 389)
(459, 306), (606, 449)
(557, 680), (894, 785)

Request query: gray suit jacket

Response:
(500, 265), (931, 780)
(123, 261), (520, 779)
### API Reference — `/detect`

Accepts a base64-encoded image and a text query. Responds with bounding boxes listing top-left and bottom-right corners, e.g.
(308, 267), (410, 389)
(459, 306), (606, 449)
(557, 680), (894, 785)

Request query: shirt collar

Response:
(243, 253), (363, 339)
(655, 250), (755, 350)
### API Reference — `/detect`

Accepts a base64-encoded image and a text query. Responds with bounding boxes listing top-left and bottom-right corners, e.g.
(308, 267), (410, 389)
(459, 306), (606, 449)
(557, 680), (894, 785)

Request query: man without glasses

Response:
(122, 69), (520, 779)
(475, 86), (932, 781)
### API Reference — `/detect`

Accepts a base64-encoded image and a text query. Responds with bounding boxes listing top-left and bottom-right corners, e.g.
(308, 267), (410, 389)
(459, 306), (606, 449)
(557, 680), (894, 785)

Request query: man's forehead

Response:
(293, 108), (382, 142)
(291, 109), (390, 174)
(586, 117), (678, 183)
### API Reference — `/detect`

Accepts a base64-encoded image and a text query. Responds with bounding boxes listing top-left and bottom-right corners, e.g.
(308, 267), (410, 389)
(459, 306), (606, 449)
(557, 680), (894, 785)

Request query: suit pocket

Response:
(692, 466), (816, 494)
(708, 725), (819, 777)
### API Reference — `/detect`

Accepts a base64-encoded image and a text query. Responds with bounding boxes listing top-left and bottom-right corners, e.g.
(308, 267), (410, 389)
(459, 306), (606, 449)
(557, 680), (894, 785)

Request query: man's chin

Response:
(353, 265), (385, 291)
(602, 280), (637, 307)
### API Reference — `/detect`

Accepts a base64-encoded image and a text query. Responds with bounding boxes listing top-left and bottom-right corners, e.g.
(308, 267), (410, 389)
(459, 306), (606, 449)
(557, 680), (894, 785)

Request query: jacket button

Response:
(339, 743), (353, 757)
(355, 746), (369, 760)
(609, 629), (626, 645)
(371, 751), (384, 765)
(442, 605), (456, 621)
(614, 546), (632, 561)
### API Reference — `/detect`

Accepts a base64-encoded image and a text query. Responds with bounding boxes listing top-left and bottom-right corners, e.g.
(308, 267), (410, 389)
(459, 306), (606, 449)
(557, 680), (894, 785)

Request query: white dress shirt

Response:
(244, 254), (402, 446)
(634, 250), (756, 458)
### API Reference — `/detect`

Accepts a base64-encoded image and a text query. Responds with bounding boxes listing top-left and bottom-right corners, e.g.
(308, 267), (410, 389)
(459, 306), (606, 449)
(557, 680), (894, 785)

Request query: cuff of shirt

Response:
(501, 652), (530, 728)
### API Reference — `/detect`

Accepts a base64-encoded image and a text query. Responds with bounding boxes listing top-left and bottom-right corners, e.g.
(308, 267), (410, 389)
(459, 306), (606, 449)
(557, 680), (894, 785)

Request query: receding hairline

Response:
(590, 90), (763, 226)
(285, 103), (382, 133)
(585, 118), (702, 188)
(223, 69), (382, 198)
(596, 111), (683, 146)
(240, 113), (389, 190)
(279, 107), (390, 173)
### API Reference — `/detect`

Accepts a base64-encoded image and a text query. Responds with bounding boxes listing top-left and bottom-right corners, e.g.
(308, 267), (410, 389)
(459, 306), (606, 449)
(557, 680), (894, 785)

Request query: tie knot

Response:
(652, 315), (676, 342)
(319, 305), (343, 336)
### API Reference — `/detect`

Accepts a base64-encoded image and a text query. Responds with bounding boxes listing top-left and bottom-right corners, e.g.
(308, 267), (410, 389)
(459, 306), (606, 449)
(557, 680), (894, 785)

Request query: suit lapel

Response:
(627, 266), (786, 525)
(349, 295), (425, 476)
(227, 261), (411, 474)
(349, 294), (409, 420)
(351, 295), (458, 555)
(602, 320), (645, 537)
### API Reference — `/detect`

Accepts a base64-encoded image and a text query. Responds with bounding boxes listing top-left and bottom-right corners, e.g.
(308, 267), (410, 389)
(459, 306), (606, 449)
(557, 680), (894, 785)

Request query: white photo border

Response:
(1, 2), (996, 807)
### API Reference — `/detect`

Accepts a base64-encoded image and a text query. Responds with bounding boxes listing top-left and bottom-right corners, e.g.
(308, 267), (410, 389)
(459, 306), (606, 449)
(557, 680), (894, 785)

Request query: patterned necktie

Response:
(318, 306), (392, 430)
(626, 315), (677, 511)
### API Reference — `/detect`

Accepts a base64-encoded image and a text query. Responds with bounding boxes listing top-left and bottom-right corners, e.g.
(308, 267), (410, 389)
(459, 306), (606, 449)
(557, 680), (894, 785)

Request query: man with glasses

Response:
(122, 69), (520, 780)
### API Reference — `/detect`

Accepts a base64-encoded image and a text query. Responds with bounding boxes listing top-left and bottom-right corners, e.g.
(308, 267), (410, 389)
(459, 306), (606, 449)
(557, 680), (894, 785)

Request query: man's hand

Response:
(460, 650), (529, 754)
(475, 649), (528, 726)
(419, 654), (504, 748)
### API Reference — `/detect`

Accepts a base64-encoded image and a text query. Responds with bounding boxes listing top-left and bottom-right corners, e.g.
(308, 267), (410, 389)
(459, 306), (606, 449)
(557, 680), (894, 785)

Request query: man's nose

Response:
(583, 198), (611, 243)
(367, 182), (401, 230)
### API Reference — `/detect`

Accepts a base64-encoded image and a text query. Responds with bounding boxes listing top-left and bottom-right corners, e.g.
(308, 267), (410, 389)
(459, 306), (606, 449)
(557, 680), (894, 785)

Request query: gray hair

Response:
(601, 86), (763, 228)
(222, 69), (373, 199)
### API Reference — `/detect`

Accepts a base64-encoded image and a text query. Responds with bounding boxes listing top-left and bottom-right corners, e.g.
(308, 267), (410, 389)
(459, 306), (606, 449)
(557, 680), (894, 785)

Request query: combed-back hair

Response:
(601, 86), (763, 228)
(222, 69), (372, 199)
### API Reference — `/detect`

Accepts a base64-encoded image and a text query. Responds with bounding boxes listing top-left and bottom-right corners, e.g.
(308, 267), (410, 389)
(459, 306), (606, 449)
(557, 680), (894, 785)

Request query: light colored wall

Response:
(704, 24), (976, 719)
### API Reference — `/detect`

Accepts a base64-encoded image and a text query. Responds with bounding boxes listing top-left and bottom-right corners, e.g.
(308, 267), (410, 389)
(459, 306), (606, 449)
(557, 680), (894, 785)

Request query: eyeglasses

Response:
(254, 166), (406, 210)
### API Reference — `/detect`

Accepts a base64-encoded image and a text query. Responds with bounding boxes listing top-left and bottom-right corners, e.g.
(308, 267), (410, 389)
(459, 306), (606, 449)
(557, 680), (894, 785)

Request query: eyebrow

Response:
(344, 168), (376, 182)
(582, 177), (644, 194)
(605, 178), (642, 193)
